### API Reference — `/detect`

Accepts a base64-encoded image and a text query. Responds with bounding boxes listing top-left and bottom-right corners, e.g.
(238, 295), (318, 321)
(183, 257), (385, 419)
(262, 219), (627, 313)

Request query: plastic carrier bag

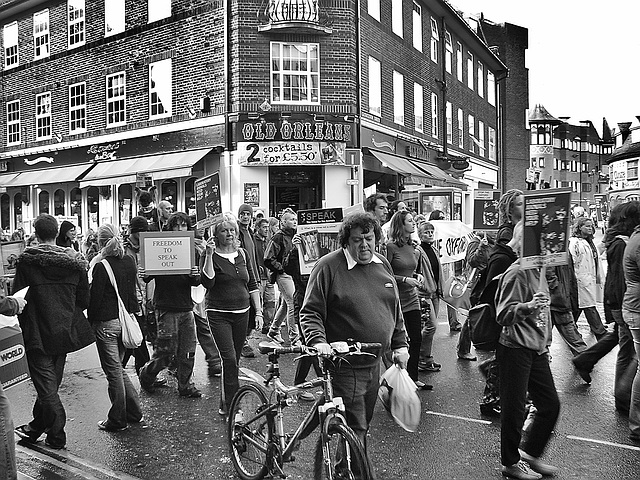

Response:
(378, 365), (421, 432)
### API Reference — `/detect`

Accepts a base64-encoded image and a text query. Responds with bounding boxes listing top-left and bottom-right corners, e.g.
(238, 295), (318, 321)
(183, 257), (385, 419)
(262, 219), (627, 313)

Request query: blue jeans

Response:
(270, 274), (299, 343)
(25, 351), (67, 447)
(140, 310), (197, 393)
(93, 319), (142, 428)
(419, 297), (437, 365)
(622, 309), (640, 437)
(0, 383), (16, 480)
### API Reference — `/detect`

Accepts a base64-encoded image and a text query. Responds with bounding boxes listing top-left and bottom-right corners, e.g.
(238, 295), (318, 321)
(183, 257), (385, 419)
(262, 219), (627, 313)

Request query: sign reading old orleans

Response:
(240, 120), (352, 143)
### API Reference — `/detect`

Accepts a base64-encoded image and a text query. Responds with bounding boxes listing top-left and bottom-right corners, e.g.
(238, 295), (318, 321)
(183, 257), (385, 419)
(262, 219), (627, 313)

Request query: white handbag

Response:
(101, 259), (143, 349)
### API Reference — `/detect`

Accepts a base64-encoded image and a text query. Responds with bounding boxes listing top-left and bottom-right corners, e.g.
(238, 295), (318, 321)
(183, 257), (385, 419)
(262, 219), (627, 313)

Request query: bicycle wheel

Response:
(313, 422), (371, 480)
(228, 383), (273, 480)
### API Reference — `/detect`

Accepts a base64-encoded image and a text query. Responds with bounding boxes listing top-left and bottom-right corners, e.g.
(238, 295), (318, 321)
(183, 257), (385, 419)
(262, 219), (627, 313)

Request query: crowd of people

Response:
(0, 190), (638, 480)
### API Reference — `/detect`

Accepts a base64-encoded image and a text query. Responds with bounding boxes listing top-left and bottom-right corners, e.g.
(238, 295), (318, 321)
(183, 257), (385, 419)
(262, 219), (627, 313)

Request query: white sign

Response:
(237, 141), (346, 166)
(430, 220), (474, 264)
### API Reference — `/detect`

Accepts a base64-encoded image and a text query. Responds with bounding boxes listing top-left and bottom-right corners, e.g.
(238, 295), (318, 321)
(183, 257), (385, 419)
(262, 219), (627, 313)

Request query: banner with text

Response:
(237, 141), (346, 166)
(431, 220), (474, 264)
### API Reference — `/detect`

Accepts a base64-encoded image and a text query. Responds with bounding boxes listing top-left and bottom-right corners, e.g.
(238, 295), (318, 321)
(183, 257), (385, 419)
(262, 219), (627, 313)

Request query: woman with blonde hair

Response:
(88, 224), (142, 432)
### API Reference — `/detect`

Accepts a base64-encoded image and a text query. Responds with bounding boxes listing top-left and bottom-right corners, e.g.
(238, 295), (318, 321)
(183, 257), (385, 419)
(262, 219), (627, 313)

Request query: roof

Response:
(528, 104), (563, 125)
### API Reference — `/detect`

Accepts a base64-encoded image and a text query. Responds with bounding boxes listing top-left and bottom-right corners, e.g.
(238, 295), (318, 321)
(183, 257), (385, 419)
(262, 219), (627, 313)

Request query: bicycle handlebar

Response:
(257, 340), (382, 357)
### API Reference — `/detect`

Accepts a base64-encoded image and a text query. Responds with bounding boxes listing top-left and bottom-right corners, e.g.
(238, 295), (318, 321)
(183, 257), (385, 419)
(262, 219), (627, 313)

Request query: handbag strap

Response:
(100, 259), (127, 310)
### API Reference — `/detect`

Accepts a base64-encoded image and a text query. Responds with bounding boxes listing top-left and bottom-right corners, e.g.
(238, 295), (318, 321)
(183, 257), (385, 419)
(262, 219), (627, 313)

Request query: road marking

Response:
(425, 410), (493, 425)
(567, 435), (640, 452)
(18, 473), (36, 480)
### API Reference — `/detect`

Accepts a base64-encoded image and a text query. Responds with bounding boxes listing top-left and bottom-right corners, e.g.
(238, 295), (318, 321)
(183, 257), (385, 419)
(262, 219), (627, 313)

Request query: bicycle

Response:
(227, 339), (381, 480)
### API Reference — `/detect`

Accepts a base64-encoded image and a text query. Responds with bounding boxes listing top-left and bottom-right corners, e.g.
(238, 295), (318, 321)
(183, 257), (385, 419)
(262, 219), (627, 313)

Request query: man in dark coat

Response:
(13, 214), (94, 450)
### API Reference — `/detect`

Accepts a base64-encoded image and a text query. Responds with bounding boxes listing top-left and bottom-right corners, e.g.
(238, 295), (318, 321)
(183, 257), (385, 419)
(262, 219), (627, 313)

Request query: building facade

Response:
(606, 121), (640, 206)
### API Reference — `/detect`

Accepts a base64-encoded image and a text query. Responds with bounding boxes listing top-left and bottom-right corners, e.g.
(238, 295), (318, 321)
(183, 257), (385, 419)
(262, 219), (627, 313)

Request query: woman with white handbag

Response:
(88, 224), (143, 432)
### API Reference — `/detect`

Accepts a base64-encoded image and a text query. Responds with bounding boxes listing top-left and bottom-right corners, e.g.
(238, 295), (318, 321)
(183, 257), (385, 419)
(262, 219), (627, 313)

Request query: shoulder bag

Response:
(468, 275), (502, 351)
(101, 259), (143, 349)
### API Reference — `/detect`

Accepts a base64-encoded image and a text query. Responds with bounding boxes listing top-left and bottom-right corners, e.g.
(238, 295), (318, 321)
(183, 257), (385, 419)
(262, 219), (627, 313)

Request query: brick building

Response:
(0, 0), (525, 233)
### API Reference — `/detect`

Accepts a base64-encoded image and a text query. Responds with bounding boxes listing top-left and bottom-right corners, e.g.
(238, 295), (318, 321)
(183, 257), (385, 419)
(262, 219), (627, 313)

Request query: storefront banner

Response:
(195, 172), (221, 229)
(431, 220), (474, 264)
(237, 141), (346, 166)
(472, 190), (501, 230)
(297, 207), (345, 276)
(521, 189), (572, 270)
(139, 231), (195, 276)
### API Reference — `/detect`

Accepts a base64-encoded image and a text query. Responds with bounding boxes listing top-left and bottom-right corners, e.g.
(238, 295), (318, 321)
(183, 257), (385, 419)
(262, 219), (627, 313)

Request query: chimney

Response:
(618, 122), (632, 143)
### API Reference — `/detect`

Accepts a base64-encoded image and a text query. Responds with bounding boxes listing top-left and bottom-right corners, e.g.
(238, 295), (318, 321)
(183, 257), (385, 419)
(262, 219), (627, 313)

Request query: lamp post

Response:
(575, 136), (582, 207)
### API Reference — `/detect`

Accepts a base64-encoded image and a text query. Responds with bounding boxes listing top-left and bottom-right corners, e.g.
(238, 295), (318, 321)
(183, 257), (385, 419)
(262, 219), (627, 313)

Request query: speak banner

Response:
(431, 220), (474, 264)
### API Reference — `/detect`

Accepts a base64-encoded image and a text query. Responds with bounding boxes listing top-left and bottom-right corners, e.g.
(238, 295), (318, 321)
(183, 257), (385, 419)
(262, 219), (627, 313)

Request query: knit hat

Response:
(59, 220), (76, 238)
(238, 203), (253, 216)
(129, 216), (149, 234)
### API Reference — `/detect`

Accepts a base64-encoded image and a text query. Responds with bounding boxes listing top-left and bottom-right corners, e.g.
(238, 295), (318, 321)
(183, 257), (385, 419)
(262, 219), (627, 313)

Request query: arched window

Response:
(70, 187), (82, 227)
(13, 192), (22, 226)
(87, 186), (100, 231)
(185, 177), (196, 218)
(118, 184), (133, 225)
(54, 189), (65, 216)
(38, 190), (50, 214)
(161, 179), (178, 211)
(1, 193), (9, 231)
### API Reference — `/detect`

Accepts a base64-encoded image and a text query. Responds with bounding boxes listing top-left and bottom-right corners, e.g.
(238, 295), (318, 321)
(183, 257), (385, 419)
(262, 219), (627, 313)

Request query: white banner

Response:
(430, 220), (474, 264)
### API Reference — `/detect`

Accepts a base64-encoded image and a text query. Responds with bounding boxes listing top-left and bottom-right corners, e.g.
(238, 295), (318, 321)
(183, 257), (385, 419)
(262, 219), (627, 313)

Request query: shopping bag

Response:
(119, 297), (143, 349)
(378, 365), (421, 432)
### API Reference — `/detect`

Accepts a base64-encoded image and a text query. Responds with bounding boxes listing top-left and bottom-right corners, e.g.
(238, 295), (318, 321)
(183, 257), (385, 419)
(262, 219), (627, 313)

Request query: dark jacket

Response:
(484, 242), (518, 290)
(605, 236), (628, 313)
(88, 256), (139, 323)
(13, 244), (94, 355)
(546, 261), (578, 314)
(253, 232), (269, 280)
(264, 227), (295, 276)
(239, 225), (259, 283)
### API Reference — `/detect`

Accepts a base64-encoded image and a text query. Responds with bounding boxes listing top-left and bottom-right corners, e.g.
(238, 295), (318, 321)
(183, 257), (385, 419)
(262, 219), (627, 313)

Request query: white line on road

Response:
(425, 410), (493, 425)
(567, 435), (640, 452)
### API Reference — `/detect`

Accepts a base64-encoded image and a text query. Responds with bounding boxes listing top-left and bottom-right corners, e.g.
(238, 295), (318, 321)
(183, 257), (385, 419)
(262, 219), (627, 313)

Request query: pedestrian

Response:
(138, 212), (203, 398)
(200, 215), (263, 415)
(568, 217), (607, 339)
(237, 203), (261, 358)
(363, 192), (389, 254)
(300, 211), (409, 455)
(496, 220), (560, 480)
(88, 224), (143, 432)
(13, 214), (94, 450)
(0, 293), (27, 480)
(253, 217), (276, 333)
(55, 220), (80, 251)
(149, 200), (173, 232)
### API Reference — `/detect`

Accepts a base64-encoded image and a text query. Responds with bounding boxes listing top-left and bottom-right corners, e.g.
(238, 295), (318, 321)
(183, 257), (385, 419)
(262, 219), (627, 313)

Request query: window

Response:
(478, 120), (485, 156)
(271, 42), (320, 104)
(414, 83), (423, 133)
(148, 0), (171, 23)
(106, 71), (126, 126)
(6, 100), (20, 145)
(68, 0), (85, 48)
(554, 158), (559, 170)
(467, 52), (474, 90)
(488, 127), (496, 161)
(412, 2), (422, 51)
(531, 158), (537, 168)
(477, 62), (484, 97)
(446, 101), (452, 144)
(392, 0), (403, 38)
(445, 32), (452, 74)
(430, 17), (439, 63)
(36, 92), (52, 140)
(368, 56), (381, 116)
(468, 114), (475, 153)
(33, 10), (50, 59)
(393, 71), (404, 125)
(368, 0), (380, 21)
(456, 42), (463, 82)
(539, 158), (545, 168)
(3, 22), (19, 69)
(582, 182), (592, 192)
(150, 58), (172, 117)
(457, 108), (464, 148)
(431, 92), (438, 138)
(69, 82), (86, 133)
(582, 162), (589, 172)
(105, 0), (125, 36)
(487, 71), (496, 106)
(531, 124), (551, 145)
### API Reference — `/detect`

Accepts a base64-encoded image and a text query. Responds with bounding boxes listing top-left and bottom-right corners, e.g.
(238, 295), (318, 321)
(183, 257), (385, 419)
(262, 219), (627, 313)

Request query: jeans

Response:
(270, 274), (299, 343)
(573, 306), (607, 338)
(25, 351), (67, 447)
(448, 304), (461, 329)
(0, 383), (16, 480)
(552, 310), (587, 356)
(140, 310), (197, 393)
(93, 319), (143, 428)
(404, 309), (422, 381)
(259, 278), (276, 330)
(611, 310), (637, 414)
(194, 311), (220, 368)
(293, 284), (321, 385)
(419, 297), (437, 365)
(457, 315), (472, 356)
(622, 309), (640, 437)
(208, 310), (249, 412)
(121, 313), (151, 375)
(497, 345), (560, 466)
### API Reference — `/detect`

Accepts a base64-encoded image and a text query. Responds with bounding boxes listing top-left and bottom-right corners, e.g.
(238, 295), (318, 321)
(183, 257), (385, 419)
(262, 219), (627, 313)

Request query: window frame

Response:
(468, 114), (475, 153)
(412, 2), (422, 52)
(35, 92), (52, 140)
(105, 0), (125, 37)
(393, 70), (404, 126)
(431, 92), (438, 139)
(467, 51), (474, 90)
(33, 9), (50, 60)
(478, 120), (485, 156)
(488, 126), (496, 161)
(3, 22), (19, 69)
(368, 56), (381, 117)
(446, 101), (452, 144)
(68, 0), (86, 49)
(487, 71), (496, 106)
(413, 82), (423, 133)
(270, 42), (320, 105)
(368, 0), (380, 21)
(430, 17), (439, 63)
(69, 81), (87, 134)
(6, 99), (20, 146)
(106, 71), (127, 127)
(445, 32), (453, 74)
(148, 0), (172, 23)
(149, 58), (173, 118)
(457, 108), (464, 148)
(392, 0), (403, 38)
(456, 42), (463, 82)
(477, 62), (484, 98)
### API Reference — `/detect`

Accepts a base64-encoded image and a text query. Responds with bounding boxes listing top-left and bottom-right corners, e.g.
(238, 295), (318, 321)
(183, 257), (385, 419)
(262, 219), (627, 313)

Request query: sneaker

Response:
(98, 420), (128, 432)
(518, 450), (558, 476)
(415, 380), (433, 391)
(267, 331), (284, 344)
(501, 461), (542, 480)
(457, 353), (477, 361)
(298, 391), (315, 401)
(480, 403), (501, 418)
(14, 425), (40, 444)
(241, 342), (256, 358)
(152, 377), (168, 387)
(138, 367), (156, 393)
(179, 387), (203, 398)
(208, 364), (222, 376)
(418, 362), (441, 372)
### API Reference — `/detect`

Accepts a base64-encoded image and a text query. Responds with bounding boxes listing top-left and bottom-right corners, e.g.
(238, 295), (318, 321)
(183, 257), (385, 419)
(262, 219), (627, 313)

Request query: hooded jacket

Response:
(264, 227), (295, 276)
(13, 244), (93, 355)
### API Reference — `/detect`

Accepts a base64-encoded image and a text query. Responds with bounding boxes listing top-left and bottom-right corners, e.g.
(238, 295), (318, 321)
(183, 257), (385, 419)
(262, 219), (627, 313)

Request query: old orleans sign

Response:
(237, 114), (354, 144)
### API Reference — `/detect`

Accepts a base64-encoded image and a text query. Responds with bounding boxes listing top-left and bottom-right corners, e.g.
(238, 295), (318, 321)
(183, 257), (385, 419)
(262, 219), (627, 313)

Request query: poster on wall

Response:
(472, 190), (501, 231)
(521, 188), (572, 270)
(195, 172), (221, 229)
(243, 183), (260, 206)
(420, 191), (453, 220)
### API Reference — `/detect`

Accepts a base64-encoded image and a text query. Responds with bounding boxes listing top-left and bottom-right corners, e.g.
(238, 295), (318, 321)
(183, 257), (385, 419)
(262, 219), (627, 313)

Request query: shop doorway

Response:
(269, 166), (321, 216)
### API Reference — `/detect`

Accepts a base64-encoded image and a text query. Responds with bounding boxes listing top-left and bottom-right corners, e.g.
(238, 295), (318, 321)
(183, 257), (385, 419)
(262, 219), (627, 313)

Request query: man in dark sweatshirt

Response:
(139, 213), (202, 398)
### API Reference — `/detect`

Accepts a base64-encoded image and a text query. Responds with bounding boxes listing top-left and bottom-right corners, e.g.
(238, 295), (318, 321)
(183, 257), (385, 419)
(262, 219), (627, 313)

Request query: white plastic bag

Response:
(378, 365), (421, 432)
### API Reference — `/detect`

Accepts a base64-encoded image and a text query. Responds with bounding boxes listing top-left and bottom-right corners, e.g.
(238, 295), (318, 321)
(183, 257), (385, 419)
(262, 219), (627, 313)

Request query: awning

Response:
(1, 164), (95, 187)
(0, 172), (20, 187)
(79, 148), (211, 188)
(412, 162), (468, 190)
(368, 151), (439, 186)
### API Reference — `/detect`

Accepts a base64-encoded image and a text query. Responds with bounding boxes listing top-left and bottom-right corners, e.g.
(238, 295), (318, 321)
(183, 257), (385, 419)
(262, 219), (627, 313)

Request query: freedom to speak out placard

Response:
(139, 231), (195, 275)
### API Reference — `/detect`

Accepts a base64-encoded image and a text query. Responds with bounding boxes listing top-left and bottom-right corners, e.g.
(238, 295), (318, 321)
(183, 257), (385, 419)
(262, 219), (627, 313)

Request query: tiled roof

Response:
(528, 104), (563, 125)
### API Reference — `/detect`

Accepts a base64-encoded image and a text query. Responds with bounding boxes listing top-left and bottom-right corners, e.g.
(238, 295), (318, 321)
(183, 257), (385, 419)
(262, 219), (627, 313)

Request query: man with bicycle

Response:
(300, 211), (409, 452)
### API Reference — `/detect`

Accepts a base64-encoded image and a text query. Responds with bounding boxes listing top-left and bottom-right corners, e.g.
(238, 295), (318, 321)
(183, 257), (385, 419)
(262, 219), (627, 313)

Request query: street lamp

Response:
(575, 136), (582, 207)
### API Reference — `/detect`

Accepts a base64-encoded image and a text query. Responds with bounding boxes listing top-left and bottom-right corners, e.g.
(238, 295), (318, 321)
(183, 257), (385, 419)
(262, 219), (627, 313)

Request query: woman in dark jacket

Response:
(55, 220), (80, 251)
(88, 224), (142, 432)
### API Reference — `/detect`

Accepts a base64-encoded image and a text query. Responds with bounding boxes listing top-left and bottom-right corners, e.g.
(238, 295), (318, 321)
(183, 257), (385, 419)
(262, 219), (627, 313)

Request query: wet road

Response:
(8, 302), (640, 480)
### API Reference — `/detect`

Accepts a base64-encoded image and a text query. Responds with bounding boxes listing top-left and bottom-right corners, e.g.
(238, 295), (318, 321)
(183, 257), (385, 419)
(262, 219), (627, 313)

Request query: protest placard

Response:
(521, 188), (572, 270)
(195, 172), (221, 229)
(139, 231), (195, 275)
(297, 207), (344, 276)
(472, 190), (501, 231)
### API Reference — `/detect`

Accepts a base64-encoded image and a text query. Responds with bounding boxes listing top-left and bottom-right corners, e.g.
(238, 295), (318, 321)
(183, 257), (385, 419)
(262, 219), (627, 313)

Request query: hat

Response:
(238, 204), (253, 216)
(255, 208), (265, 218)
(129, 216), (149, 234)
(59, 221), (76, 237)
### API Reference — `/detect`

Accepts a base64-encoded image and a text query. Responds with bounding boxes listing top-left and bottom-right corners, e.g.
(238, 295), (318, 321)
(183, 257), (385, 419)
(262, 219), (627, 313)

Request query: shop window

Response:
(1, 193), (9, 231)
(54, 189), (65, 216)
(33, 9), (50, 60)
(106, 71), (126, 127)
(4, 22), (19, 69)
(87, 186), (99, 231)
(105, 0), (125, 36)
(271, 42), (320, 104)
(118, 184), (132, 225)
(161, 180), (177, 209)
(70, 187), (82, 228)
(185, 177), (196, 219)
(68, 0), (85, 48)
(39, 190), (50, 214)
(13, 192), (22, 227)
(149, 59), (172, 118)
